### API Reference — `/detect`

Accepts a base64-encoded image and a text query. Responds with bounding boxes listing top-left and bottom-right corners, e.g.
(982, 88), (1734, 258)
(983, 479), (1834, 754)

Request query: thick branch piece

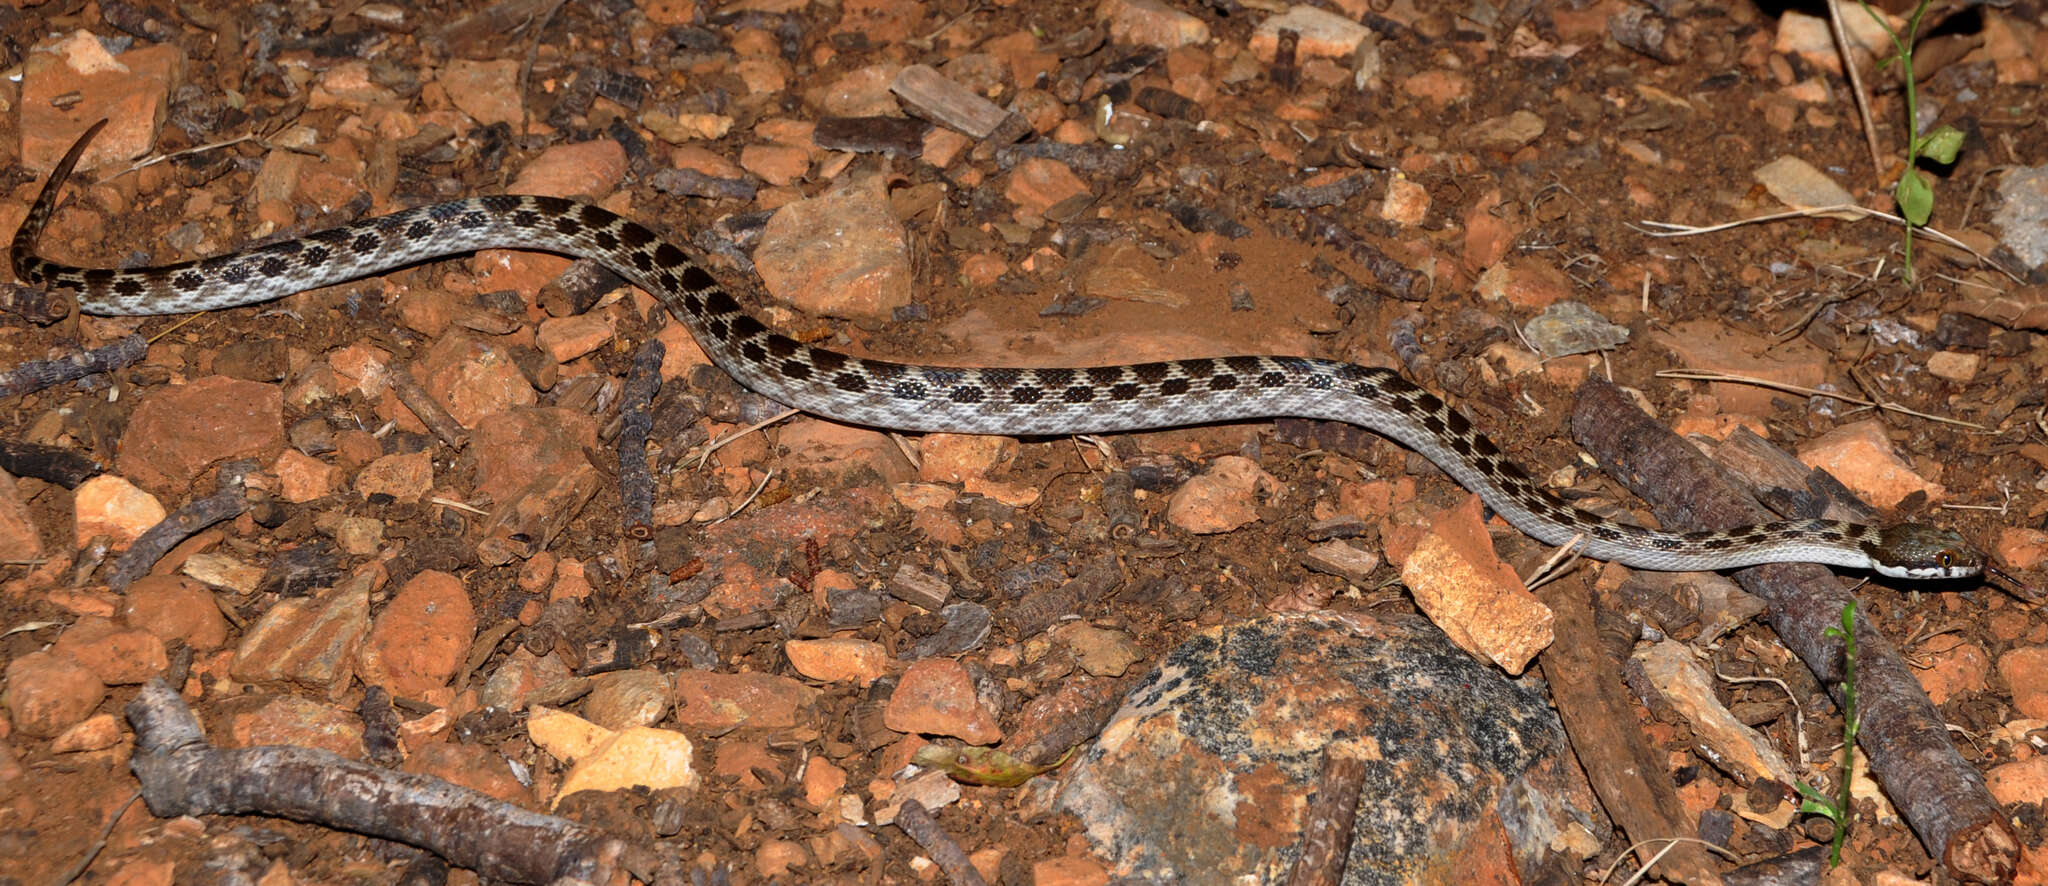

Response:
(1284, 744), (1368, 886)
(1539, 573), (1723, 886)
(125, 680), (629, 886)
(0, 333), (145, 399)
(105, 460), (255, 591)
(1569, 380), (2017, 885)
(617, 338), (665, 540)
(893, 800), (987, 886)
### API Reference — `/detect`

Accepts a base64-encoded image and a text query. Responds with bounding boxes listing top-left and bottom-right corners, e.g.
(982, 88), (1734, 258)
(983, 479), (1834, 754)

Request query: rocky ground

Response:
(2, 0), (2047, 883)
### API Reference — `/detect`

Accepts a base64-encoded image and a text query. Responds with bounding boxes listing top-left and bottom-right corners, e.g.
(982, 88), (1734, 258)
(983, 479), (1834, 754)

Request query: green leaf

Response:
(1897, 170), (1935, 226)
(1799, 798), (1842, 819)
(1795, 781), (1835, 806)
(1915, 126), (1965, 165)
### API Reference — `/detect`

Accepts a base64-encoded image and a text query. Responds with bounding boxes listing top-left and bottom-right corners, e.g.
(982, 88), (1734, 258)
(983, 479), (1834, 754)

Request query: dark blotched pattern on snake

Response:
(10, 122), (1982, 579)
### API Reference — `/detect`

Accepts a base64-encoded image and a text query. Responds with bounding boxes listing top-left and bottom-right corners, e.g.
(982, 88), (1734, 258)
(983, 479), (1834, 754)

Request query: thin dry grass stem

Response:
(1770, 289), (1860, 342)
(146, 312), (202, 344)
(711, 467), (777, 525)
(51, 789), (143, 886)
(1074, 434), (1120, 471)
(1636, 205), (2021, 283)
(114, 133), (260, 179)
(691, 406), (799, 469)
(1712, 665), (1810, 764)
(889, 431), (922, 471)
(2, 620), (62, 638)
(1928, 271), (2006, 293)
(1654, 368), (1987, 430)
(1522, 533), (1585, 591)
(1825, 0), (1887, 178)
(428, 497), (489, 517)
(1599, 836), (1739, 886)
(1940, 481), (2011, 516)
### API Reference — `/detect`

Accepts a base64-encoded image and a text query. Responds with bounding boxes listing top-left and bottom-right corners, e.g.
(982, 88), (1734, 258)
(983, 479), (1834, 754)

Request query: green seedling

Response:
(1794, 600), (1862, 867)
(1857, 0), (1965, 280)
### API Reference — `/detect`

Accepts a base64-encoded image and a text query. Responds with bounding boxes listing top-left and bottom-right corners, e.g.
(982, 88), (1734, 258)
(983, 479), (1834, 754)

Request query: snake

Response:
(10, 121), (1984, 580)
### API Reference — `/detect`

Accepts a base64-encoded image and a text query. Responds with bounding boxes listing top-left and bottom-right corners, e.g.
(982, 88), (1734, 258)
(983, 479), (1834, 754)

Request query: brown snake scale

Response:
(10, 121), (1984, 579)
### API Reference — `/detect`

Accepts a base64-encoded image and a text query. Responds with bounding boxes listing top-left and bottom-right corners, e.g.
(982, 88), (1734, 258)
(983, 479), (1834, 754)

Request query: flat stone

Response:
(115, 376), (283, 498)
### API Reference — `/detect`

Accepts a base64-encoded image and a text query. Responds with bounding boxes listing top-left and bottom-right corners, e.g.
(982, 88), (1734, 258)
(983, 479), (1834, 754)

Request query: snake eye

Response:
(1937, 551), (1955, 568)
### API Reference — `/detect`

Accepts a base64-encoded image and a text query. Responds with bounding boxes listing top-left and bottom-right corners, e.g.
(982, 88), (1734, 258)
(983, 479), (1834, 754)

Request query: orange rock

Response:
(121, 575), (231, 651)
(470, 407), (597, 505)
(50, 713), (123, 753)
(780, 420), (916, 486)
(51, 616), (168, 685)
(754, 840), (810, 878)
(1796, 419), (1945, 509)
(72, 475), (165, 548)
(912, 508), (968, 547)
(672, 671), (820, 732)
(275, 449), (341, 503)
(1099, 0), (1210, 50)
(358, 570), (477, 698)
(714, 739), (782, 790)
(535, 314), (615, 363)
(754, 175), (912, 319)
(1399, 495), (1553, 674)
(2000, 646), (2048, 721)
(480, 646), (572, 711)
(412, 333), (537, 427)
(554, 726), (699, 808)
(920, 433), (1016, 484)
(1995, 528), (2048, 572)
(510, 139), (626, 198)
(583, 669), (671, 731)
(1651, 320), (1828, 416)
(786, 638), (891, 687)
(1005, 157), (1091, 219)
(438, 59), (522, 126)
(810, 64), (900, 116)
(1250, 6), (1373, 60)
(802, 756), (848, 807)
(1474, 257), (1573, 309)
(885, 659), (1001, 744)
(354, 450), (434, 504)
(832, 0), (926, 44)
(227, 696), (363, 757)
(740, 143), (811, 186)
(550, 558), (594, 603)
(1916, 638), (1990, 705)
(1986, 755), (2048, 808)
(403, 740), (531, 805)
(231, 577), (372, 696)
(0, 472), (45, 564)
(1400, 69), (1473, 106)
(922, 127), (973, 169)
(1, 651), (107, 738)
(308, 60), (397, 112)
(21, 41), (186, 174)
(115, 376), (284, 498)
(1165, 455), (1279, 534)
(1032, 853), (1111, 886)
(1461, 188), (1514, 274)
(1379, 175), (1430, 226)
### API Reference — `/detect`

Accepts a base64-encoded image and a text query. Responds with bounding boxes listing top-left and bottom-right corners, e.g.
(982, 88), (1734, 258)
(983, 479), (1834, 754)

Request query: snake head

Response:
(1870, 525), (1984, 580)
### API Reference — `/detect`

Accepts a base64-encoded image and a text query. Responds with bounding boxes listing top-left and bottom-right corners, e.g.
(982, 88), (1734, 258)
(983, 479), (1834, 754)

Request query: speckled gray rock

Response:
(1055, 612), (1604, 884)
(1991, 164), (2048, 270)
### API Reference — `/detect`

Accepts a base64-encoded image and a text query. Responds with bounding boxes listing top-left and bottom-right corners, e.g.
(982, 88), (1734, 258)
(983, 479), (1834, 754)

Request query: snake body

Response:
(11, 122), (1983, 579)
